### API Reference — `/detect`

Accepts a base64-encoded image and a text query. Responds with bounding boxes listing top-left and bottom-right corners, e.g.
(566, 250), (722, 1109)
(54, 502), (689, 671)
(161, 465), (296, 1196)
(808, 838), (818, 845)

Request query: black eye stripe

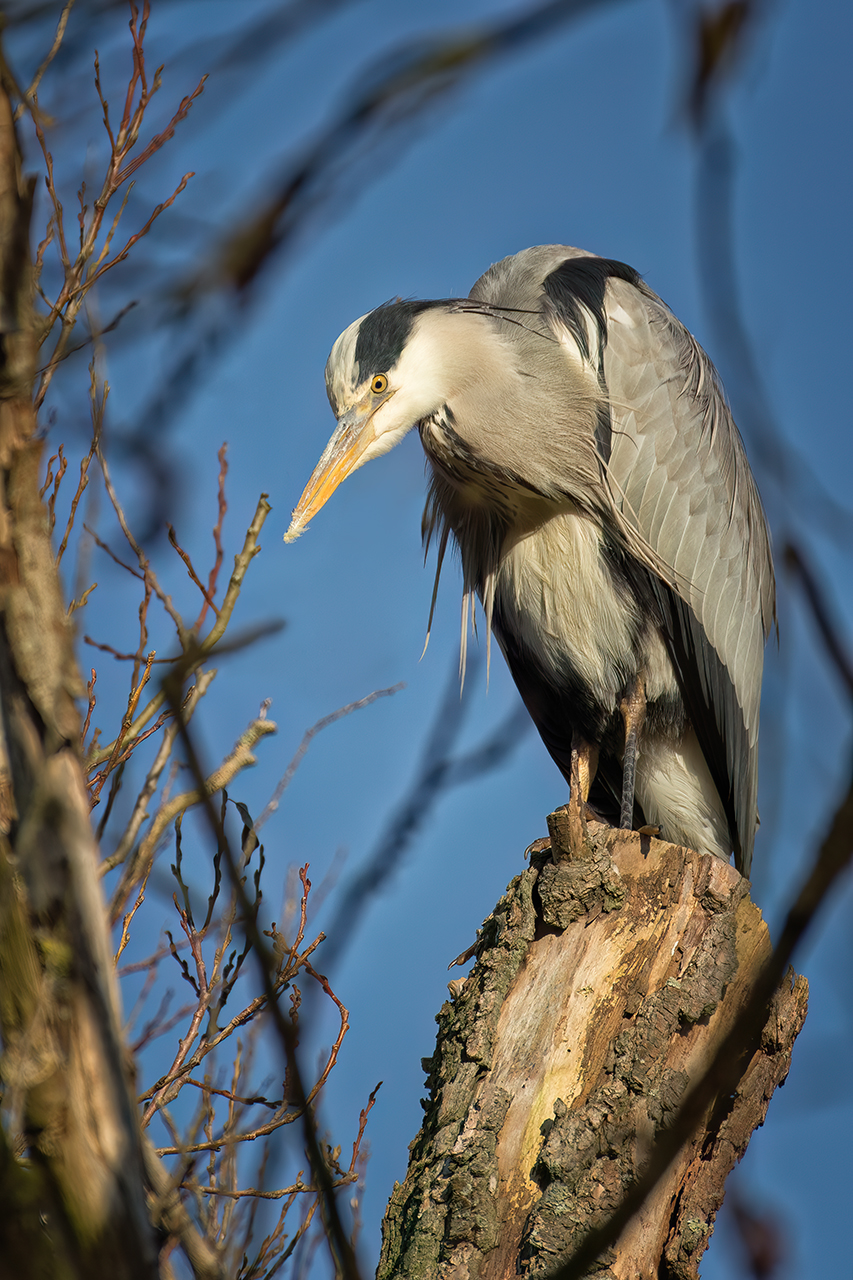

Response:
(354, 298), (446, 375)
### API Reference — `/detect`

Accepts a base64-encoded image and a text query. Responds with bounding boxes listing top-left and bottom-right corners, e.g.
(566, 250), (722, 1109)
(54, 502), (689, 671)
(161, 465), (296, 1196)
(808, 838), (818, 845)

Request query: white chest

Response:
(495, 509), (670, 708)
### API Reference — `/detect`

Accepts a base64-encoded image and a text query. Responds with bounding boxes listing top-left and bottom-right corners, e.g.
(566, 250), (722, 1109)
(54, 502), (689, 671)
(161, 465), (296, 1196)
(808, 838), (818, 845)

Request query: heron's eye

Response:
(371, 374), (388, 394)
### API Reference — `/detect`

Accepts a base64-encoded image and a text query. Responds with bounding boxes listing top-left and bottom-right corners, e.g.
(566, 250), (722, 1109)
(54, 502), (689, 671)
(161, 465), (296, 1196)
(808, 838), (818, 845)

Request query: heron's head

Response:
(286, 298), (481, 542)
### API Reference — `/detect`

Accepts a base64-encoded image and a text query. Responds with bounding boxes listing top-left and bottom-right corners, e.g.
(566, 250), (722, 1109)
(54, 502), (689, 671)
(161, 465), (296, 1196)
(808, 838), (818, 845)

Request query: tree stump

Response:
(377, 813), (808, 1279)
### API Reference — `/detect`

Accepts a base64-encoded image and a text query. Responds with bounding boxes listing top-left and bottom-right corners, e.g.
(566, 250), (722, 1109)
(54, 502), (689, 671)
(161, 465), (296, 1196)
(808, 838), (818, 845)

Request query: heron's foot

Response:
(637, 823), (660, 838)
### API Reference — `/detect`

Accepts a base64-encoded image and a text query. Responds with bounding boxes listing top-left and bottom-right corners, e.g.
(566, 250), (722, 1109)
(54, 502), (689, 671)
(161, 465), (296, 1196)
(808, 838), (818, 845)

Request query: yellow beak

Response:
(285, 397), (377, 543)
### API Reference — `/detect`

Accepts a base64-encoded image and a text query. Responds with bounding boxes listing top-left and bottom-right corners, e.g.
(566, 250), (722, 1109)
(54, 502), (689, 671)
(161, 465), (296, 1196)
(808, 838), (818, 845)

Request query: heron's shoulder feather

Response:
(469, 244), (593, 311)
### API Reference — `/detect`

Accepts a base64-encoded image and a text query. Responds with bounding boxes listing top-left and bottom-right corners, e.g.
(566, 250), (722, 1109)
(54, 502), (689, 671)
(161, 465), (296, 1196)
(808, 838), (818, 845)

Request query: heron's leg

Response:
(619, 676), (647, 830)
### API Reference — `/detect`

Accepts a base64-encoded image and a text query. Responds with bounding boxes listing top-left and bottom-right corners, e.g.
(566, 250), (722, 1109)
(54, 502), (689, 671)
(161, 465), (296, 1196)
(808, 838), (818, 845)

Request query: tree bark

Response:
(0, 73), (163, 1280)
(377, 813), (808, 1279)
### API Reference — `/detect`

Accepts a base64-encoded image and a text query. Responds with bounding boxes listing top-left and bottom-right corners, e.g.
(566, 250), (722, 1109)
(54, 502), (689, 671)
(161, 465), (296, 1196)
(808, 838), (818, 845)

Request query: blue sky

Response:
(15, 0), (853, 1275)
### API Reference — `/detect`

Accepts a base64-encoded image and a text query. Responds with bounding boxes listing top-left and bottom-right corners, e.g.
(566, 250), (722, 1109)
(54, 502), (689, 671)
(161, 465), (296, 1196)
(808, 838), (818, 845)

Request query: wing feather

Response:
(599, 277), (774, 874)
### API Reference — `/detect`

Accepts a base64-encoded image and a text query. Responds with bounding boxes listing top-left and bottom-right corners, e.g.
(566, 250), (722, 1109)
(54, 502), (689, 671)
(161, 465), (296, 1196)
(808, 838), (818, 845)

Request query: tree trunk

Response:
(377, 812), (808, 1279)
(0, 75), (163, 1280)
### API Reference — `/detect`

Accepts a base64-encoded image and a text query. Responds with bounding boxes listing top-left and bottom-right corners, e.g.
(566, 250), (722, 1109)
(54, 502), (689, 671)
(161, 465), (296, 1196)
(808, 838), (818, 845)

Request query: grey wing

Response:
(599, 277), (774, 875)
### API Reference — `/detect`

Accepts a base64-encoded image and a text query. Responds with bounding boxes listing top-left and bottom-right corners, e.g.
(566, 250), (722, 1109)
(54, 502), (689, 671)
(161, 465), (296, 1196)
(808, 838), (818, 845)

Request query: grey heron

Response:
(286, 246), (774, 876)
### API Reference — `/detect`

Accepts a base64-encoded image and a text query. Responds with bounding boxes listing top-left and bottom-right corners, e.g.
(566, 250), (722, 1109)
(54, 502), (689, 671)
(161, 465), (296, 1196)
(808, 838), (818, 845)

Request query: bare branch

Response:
(14, 0), (75, 122)
(107, 711), (277, 915)
(106, 669), (215, 870)
(785, 542), (853, 700)
(88, 493), (272, 766)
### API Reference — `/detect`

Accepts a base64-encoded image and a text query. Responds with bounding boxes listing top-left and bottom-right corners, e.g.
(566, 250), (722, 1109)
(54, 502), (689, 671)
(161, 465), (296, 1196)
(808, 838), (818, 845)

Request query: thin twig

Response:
(89, 649), (156, 805)
(106, 671), (215, 869)
(107, 713), (277, 919)
(192, 444), (228, 635)
(14, 0), (75, 122)
(84, 522), (143, 579)
(785, 543), (853, 700)
(254, 684), (404, 832)
(97, 442), (188, 638)
(169, 524), (220, 616)
(88, 494), (272, 766)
